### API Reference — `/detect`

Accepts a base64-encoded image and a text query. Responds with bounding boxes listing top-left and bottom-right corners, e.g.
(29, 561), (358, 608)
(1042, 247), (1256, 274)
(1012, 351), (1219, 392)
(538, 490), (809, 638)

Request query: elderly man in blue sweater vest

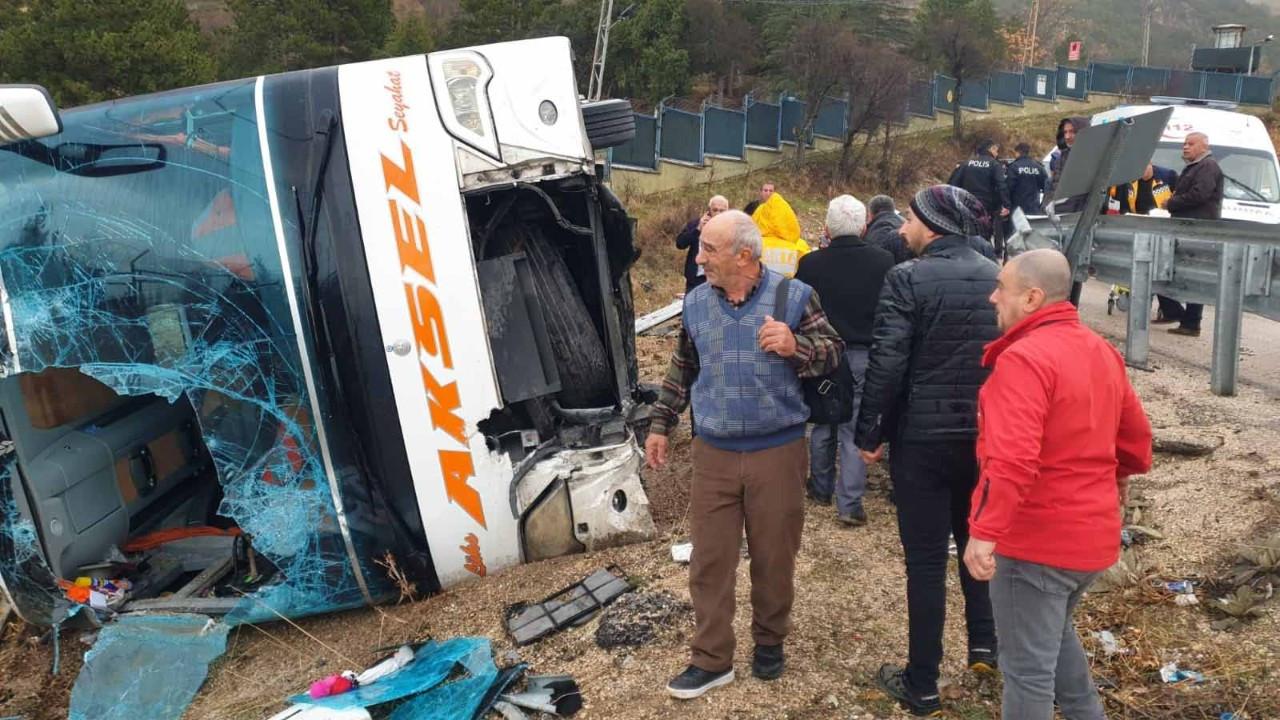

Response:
(647, 210), (844, 699)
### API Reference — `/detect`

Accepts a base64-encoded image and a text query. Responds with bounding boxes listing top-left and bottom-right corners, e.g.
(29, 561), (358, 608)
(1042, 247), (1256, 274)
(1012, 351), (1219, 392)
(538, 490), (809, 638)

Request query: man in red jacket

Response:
(964, 249), (1152, 720)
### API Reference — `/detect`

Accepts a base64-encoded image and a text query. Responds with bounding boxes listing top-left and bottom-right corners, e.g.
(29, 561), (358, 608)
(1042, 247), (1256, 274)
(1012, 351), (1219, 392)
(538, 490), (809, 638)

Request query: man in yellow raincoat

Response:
(751, 186), (809, 277)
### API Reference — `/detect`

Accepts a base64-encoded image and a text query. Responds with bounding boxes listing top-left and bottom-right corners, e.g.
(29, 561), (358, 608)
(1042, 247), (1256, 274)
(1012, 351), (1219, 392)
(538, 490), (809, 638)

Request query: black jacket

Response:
(675, 218), (706, 291)
(1008, 156), (1050, 215)
(854, 235), (1000, 449)
(795, 235), (895, 347)
(865, 211), (905, 259)
(881, 233), (997, 266)
(947, 154), (1011, 217)
(1165, 154), (1224, 220)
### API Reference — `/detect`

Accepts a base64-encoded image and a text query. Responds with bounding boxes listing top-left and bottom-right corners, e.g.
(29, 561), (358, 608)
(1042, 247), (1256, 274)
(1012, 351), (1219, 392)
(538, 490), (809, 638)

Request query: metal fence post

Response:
(1211, 243), (1248, 396)
(1126, 232), (1155, 368)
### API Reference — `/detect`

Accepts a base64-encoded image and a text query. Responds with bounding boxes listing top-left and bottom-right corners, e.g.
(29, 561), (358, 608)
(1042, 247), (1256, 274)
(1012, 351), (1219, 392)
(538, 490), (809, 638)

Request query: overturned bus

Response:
(0, 36), (655, 628)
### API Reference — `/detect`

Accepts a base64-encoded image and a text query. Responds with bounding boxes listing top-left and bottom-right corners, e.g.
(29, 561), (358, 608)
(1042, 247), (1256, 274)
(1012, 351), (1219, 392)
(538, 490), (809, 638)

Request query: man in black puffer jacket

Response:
(855, 185), (1001, 717)
(865, 195), (906, 262)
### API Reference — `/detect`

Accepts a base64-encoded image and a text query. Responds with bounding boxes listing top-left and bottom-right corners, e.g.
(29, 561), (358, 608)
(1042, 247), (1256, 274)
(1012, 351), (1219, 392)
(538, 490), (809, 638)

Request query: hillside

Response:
(997, 0), (1280, 71)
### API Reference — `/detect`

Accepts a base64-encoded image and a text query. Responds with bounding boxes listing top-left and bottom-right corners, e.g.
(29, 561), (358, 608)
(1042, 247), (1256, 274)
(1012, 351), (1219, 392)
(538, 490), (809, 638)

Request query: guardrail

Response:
(1024, 213), (1279, 396)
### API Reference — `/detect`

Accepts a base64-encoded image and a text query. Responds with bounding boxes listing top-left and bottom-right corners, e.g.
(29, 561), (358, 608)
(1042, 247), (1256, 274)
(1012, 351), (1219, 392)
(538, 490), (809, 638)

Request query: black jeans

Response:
(889, 437), (996, 696)
(1156, 296), (1203, 330)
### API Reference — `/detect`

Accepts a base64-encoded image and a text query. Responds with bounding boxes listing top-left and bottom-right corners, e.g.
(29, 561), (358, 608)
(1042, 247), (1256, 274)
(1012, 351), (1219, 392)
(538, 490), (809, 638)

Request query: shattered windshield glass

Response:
(0, 78), (384, 625)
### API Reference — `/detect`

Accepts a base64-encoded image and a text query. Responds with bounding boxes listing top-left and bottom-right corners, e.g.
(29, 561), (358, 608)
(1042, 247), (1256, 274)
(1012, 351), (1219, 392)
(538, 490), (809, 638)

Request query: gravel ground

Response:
(4, 284), (1280, 720)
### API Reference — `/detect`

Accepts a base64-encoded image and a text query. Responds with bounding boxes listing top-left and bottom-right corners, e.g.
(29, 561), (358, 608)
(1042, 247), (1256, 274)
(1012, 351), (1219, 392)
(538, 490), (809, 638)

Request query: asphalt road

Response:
(1078, 279), (1280, 395)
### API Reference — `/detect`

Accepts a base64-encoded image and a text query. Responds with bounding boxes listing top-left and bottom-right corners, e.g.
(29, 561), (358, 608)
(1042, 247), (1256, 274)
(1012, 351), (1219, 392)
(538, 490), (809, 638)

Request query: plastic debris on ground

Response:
(287, 638), (494, 712)
(670, 542), (692, 564)
(505, 566), (632, 645)
(1165, 580), (1196, 594)
(67, 614), (229, 720)
(1159, 662), (1206, 684)
(1091, 630), (1123, 656)
(499, 675), (582, 717)
(386, 640), (498, 720)
(267, 707), (373, 720)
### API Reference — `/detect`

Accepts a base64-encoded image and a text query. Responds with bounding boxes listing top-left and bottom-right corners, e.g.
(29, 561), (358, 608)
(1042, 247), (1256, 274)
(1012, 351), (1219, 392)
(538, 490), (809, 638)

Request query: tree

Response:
(773, 18), (858, 165)
(912, 0), (1006, 139)
(381, 13), (437, 58)
(605, 0), (691, 103)
(219, 0), (394, 77)
(0, 0), (216, 108)
(838, 43), (911, 177)
(445, 0), (559, 48)
(684, 0), (757, 101)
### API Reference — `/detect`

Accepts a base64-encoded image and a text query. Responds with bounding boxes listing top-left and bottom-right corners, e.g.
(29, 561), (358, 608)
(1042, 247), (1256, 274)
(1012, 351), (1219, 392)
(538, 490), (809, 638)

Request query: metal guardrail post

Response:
(1211, 243), (1248, 396)
(1126, 232), (1155, 368)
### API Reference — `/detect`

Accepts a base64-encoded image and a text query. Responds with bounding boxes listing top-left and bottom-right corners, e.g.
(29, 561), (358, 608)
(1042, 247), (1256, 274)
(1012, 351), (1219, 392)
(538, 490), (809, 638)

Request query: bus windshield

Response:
(0, 78), (380, 622)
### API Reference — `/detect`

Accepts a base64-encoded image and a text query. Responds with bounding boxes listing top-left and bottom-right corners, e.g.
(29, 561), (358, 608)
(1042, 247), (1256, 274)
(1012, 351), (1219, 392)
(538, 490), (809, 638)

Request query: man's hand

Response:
(645, 433), (669, 470)
(697, 211), (712, 231)
(758, 316), (798, 357)
(964, 538), (998, 581)
(1118, 474), (1131, 509)
(1000, 207), (1011, 217)
(858, 445), (884, 465)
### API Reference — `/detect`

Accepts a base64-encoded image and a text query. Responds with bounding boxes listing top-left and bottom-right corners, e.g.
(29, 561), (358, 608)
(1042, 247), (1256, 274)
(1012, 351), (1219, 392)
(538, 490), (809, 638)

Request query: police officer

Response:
(1007, 143), (1050, 217)
(947, 139), (1011, 256)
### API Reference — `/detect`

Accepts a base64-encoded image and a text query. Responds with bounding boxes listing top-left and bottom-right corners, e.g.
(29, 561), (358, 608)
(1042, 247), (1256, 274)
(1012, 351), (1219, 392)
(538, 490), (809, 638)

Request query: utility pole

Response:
(1140, 5), (1152, 66)
(1024, 0), (1040, 67)
(587, 0), (615, 102)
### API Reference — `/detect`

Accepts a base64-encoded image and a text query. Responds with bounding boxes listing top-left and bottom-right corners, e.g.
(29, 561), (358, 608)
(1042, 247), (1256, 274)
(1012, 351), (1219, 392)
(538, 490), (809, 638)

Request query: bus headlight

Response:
(429, 51), (499, 160)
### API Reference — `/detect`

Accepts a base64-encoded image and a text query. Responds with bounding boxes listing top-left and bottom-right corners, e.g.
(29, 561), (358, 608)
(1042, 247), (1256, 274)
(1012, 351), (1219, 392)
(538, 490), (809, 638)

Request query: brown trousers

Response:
(688, 437), (807, 672)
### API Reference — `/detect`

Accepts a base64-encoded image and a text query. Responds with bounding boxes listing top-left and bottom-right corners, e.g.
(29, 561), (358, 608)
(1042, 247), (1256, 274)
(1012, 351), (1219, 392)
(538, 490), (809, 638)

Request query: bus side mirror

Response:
(0, 85), (63, 145)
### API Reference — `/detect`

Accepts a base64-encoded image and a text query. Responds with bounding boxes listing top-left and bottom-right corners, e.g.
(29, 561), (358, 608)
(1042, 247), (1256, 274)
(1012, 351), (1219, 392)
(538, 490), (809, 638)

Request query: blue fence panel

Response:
(960, 78), (990, 110)
(1240, 75), (1275, 106)
(703, 106), (746, 159)
(1130, 67), (1169, 97)
(658, 106), (703, 164)
(746, 99), (781, 148)
(814, 99), (847, 139)
(907, 80), (936, 117)
(1057, 66), (1088, 99)
(1089, 63), (1132, 95)
(1023, 67), (1057, 101)
(1203, 72), (1242, 102)
(610, 113), (657, 169)
(779, 98), (814, 145)
(1166, 69), (1205, 98)
(990, 71), (1024, 105)
(935, 75), (957, 114)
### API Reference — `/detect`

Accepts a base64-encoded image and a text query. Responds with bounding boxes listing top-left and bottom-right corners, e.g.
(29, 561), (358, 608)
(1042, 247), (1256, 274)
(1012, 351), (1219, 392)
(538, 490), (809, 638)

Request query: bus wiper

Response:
(1221, 171), (1270, 204)
(0, 140), (166, 176)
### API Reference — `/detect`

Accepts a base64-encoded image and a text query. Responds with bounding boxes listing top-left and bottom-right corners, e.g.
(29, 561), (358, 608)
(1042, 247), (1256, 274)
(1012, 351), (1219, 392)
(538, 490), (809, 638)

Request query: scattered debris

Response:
(276, 638), (498, 720)
(670, 542), (693, 564)
(1165, 580), (1195, 594)
(1093, 548), (1156, 593)
(1091, 630), (1123, 656)
(1175, 593), (1200, 607)
(506, 566), (633, 646)
(1152, 430), (1223, 457)
(1124, 525), (1164, 542)
(1214, 586), (1265, 621)
(595, 591), (693, 648)
(1159, 662), (1206, 684)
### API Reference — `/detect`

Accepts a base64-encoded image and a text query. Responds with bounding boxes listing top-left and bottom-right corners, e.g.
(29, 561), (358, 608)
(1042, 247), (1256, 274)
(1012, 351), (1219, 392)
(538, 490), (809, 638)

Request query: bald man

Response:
(966, 249), (1152, 720)
(1157, 132), (1224, 337)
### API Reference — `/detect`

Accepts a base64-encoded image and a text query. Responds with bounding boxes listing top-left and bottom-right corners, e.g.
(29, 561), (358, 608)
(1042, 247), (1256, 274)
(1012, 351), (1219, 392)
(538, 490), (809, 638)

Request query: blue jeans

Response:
(807, 349), (868, 515)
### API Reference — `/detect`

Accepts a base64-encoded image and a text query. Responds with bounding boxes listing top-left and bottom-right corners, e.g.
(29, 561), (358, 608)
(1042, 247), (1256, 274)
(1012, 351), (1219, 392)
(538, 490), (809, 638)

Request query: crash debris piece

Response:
(505, 566), (633, 646)
(1152, 430), (1223, 457)
(595, 591), (693, 648)
(67, 614), (229, 720)
(670, 542), (692, 563)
